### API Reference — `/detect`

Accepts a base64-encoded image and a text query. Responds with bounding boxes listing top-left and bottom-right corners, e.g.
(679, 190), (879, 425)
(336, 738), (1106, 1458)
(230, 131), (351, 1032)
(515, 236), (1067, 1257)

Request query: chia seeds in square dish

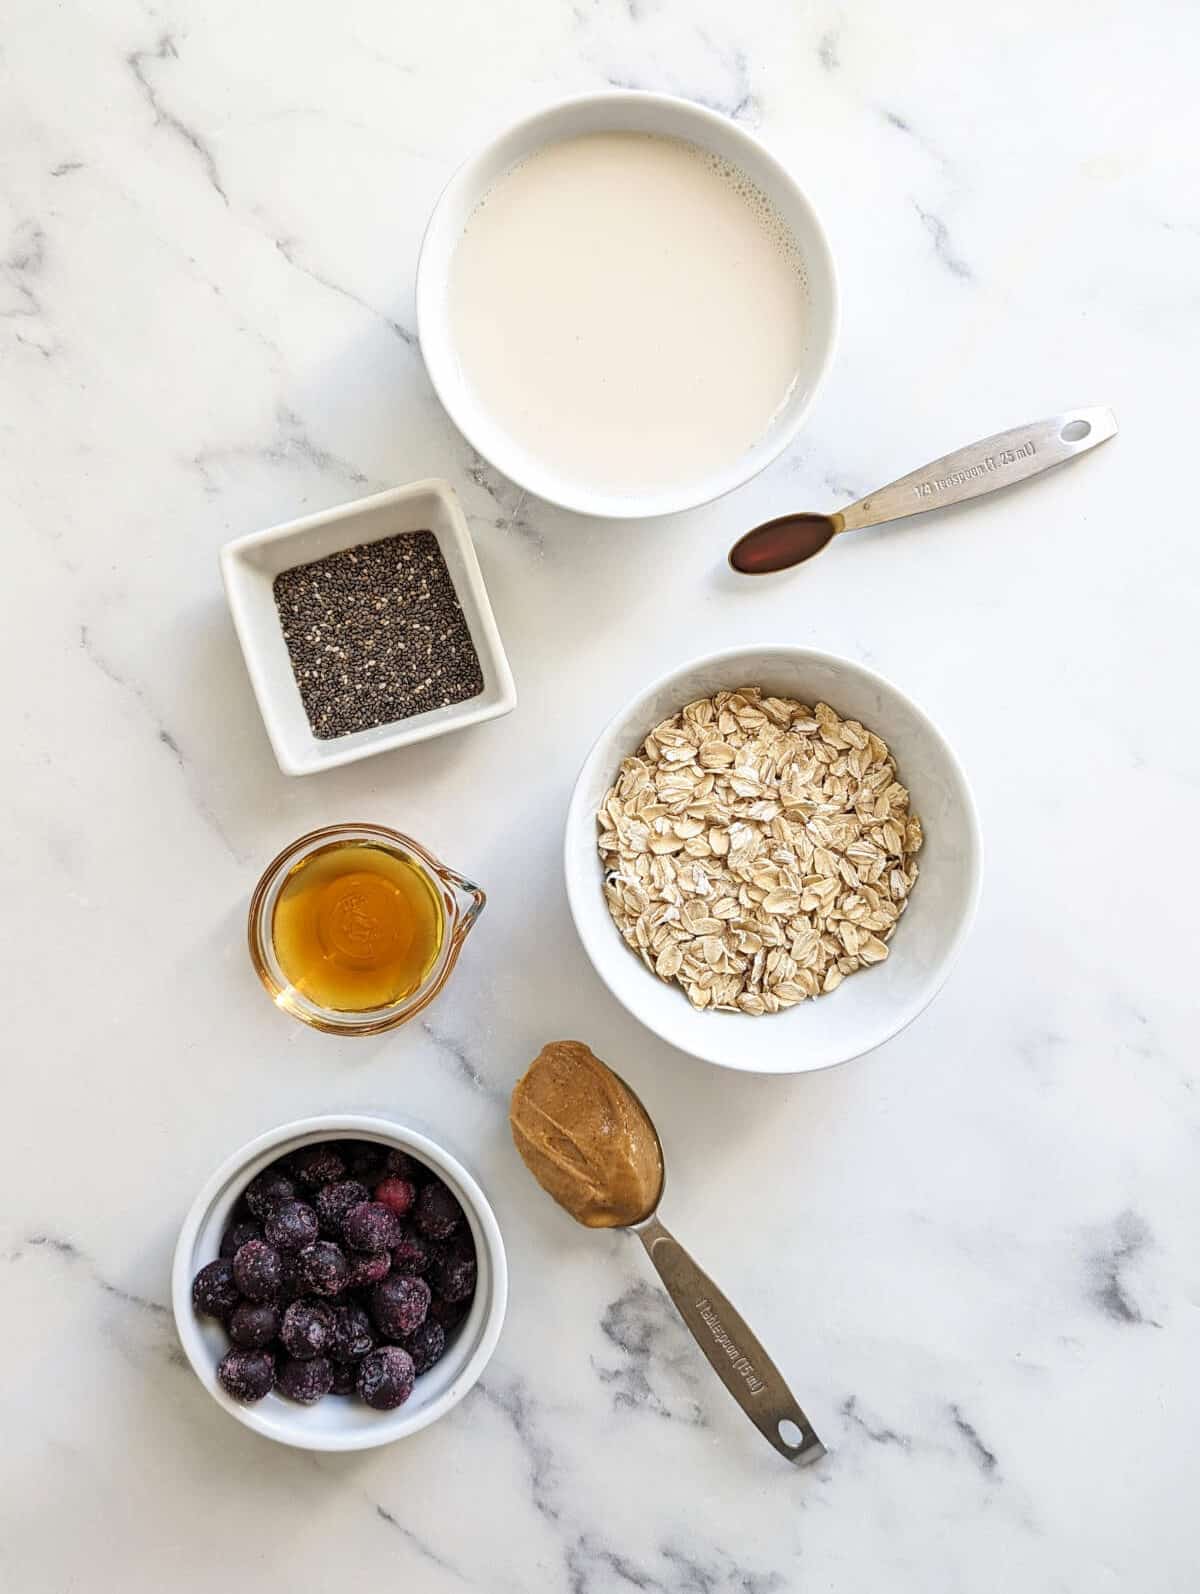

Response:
(273, 532), (485, 740)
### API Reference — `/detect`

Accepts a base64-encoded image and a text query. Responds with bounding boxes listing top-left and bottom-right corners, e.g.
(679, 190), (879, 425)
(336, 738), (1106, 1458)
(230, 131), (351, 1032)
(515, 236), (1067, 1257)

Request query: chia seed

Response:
(273, 532), (484, 739)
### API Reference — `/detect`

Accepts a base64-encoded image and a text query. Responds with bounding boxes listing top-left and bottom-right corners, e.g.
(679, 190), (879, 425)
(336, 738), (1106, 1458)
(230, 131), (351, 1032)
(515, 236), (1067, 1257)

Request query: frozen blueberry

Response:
(390, 1227), (431, 1277)
(402, 1319), (446, 1376)
(277, 1355), (334, 1405)
(228, 1301), (280, 1349)
(373, 1177), (417, 1219)
(217, 1347), (275, 1403)
(281, 1297), (335, 1359)
(432, 1251), (477, 1305)
(277, 1251), (308, 1305)
(314, 1179), (370, 1239)
(244, 1166), (296, 1221)
(346, 1250), (391, 1289)
(382, 1148), (423, 1183)
(427, 1228), (475, 1276)
(330, 1302), (375, 1363)
(414, 1181), (463, 1240)
(232, 1239), (283, 1302)
(219, 1219), (263, 1259)
(265, 1200), (319, 1253)
(344, 1201), (404, 1254)
(342, 1141), (387, 1182)
(370, 1274), (431, 1339)
(356, 1346), (415, 1411)
(191, 1259), (240, 1319)
(292, 1144), (346, 1191)
(299, 1240), (351, 1297)
(330, 1360), (357, 1396)
(428, 1294), (468, 1334)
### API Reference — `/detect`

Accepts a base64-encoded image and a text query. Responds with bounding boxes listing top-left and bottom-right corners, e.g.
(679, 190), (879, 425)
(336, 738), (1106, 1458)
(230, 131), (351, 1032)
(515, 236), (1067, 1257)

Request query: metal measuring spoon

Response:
(728, 405), (1118, 574)
(510, 1043), (826, 1466)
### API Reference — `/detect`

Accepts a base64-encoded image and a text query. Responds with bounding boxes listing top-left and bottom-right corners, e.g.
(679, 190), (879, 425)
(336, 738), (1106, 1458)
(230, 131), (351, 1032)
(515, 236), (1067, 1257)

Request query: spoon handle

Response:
(635, 1214), (826, 1466)
(838, 405), (1118, 533)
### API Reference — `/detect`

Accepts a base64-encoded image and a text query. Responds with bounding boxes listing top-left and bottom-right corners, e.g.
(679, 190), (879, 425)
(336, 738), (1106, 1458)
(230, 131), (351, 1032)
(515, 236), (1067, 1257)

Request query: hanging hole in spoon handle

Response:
(634, 1214), (826, 1467)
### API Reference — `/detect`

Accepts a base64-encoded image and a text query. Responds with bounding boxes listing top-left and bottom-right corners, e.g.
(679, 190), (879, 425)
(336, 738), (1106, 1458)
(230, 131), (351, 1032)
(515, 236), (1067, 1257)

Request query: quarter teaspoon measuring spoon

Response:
(728, 406), (1118, 575)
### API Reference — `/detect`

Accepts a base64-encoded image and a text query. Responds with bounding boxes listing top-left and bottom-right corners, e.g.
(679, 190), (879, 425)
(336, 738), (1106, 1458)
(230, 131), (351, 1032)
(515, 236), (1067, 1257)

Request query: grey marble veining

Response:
(0, 1), (1196, 1590)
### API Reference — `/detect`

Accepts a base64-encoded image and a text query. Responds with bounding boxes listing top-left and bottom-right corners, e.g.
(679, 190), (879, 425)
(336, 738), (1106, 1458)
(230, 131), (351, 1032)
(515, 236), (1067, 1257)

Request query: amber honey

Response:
(271, 841), (445, 1012)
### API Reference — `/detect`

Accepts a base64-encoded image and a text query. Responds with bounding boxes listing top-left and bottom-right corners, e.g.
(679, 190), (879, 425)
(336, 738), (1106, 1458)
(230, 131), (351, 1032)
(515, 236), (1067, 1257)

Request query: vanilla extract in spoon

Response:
(729, 407), (1117, 574)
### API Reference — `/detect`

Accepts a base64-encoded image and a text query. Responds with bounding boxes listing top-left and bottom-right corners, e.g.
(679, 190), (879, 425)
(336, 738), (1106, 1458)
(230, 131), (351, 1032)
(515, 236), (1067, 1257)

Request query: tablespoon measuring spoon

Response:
(510, 1043), (826, 1466)
(729, 405), (1118, 574)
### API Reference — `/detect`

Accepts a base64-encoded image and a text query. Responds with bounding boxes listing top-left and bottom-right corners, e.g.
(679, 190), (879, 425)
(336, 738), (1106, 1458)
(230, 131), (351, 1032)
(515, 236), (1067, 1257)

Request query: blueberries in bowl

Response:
(330, 1302), (374, 1363)
(432, 1249), (477, 1305)
(218, 1347), (275, 1402)
(291, 1144), (346, 1191)
(281, 1298), (335, 1360)
(192, 1259), (240, 1319)
(299, 1240), (351, 1297)
(403, 1319), (445, 1376)
(278, 1355), (335, 1405)
(343, 1201), (404, 1254)
(346, 1250), (391, 1289)
(244, 1168), (295, 1221)
(370, 1274), (431, 1340)
(265, 1200), (319, 1253)
(192, 1140), (475, 1410)
(232, 1239), (283, 1302)
(228, 1302), (280, 1349)
(219, 1219), (262, 1258)
(314, 1179), (369, 1238)
(357, 1346), (415, 1411)
(415, 1180), (464, 1240)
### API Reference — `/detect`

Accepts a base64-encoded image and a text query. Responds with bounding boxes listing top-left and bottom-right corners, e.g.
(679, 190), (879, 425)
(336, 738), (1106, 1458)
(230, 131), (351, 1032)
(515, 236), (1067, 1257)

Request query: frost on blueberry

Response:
(192, 1259), (240, 1319)
(217, 1348), (275, 1403)
(277, 1356), (334, 1405)
(356, 1346), (415, 1411)
(232, 1239), (283, 1302)
(370, 1274), (431, 1340)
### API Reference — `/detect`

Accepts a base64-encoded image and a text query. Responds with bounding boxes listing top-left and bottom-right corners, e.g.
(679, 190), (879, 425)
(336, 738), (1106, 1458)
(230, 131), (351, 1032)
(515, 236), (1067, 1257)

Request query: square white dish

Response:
(220, 480), (516, 776)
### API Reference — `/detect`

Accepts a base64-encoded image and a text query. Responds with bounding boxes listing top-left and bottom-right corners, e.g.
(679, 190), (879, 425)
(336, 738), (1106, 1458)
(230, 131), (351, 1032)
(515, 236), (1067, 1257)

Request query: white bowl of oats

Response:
(564, 647), (981, 1073)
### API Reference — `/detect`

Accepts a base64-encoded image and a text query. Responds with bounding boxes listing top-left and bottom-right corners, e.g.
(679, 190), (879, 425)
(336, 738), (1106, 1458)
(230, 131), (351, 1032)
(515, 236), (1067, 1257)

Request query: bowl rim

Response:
(415, 90), (840, 520)
(564, 645), (983, 1073)
(172, 1114), (508, 1450)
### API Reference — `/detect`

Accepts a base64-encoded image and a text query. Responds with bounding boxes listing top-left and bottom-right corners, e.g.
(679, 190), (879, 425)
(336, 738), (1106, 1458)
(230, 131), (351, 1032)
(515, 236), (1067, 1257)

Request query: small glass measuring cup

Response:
(248, 823), (485, 1035)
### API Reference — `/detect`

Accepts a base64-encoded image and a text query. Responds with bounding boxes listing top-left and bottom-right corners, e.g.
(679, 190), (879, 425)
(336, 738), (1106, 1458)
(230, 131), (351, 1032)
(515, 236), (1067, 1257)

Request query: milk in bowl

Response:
(446, 130), (813, 502)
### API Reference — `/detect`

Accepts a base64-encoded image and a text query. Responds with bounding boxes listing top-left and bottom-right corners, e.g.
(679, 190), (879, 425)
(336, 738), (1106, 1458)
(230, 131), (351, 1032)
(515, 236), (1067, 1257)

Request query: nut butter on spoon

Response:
(510, 1041), (826, 1466)
(728, 406), (1118, 574)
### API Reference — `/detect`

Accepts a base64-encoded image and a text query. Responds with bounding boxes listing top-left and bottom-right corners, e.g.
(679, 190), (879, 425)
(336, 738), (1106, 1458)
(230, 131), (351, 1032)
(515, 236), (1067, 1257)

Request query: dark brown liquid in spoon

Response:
(728, 513), (838, 574)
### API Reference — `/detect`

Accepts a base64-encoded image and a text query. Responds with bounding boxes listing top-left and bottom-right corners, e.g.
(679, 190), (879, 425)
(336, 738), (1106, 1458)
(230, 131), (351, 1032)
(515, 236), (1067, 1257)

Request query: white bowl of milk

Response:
(417, 92), (838, 520)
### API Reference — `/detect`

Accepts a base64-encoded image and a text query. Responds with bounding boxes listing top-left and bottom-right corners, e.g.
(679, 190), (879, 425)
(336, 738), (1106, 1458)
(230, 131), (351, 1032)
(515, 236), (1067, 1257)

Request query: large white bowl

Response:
(416, 92), (838, 520)
(172, 1116), (507, 1450)
(565, 648), (981, 1073)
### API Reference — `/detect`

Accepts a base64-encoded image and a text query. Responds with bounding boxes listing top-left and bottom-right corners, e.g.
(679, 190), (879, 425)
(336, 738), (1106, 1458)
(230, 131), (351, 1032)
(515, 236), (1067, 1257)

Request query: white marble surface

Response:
(2, 2), (1196, 1589)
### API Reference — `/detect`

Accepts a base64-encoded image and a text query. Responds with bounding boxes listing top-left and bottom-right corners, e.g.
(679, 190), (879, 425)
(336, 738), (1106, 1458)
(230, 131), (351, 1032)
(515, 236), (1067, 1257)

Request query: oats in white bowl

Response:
(597, 688), (923, 1014)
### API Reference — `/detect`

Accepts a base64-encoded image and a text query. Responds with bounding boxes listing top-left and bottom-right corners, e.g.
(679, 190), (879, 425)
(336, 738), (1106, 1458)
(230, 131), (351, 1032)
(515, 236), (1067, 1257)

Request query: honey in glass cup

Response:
(248, 824), (485, 1034)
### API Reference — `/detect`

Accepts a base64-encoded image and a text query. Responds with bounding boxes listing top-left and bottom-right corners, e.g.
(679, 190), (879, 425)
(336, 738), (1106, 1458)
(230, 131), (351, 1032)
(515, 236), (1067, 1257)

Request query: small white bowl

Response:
(220, 480), (517, 776)
(172, 1115), (507, 1451)
(565, 647), (981, 1074)
(416, 92), (838, 520)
